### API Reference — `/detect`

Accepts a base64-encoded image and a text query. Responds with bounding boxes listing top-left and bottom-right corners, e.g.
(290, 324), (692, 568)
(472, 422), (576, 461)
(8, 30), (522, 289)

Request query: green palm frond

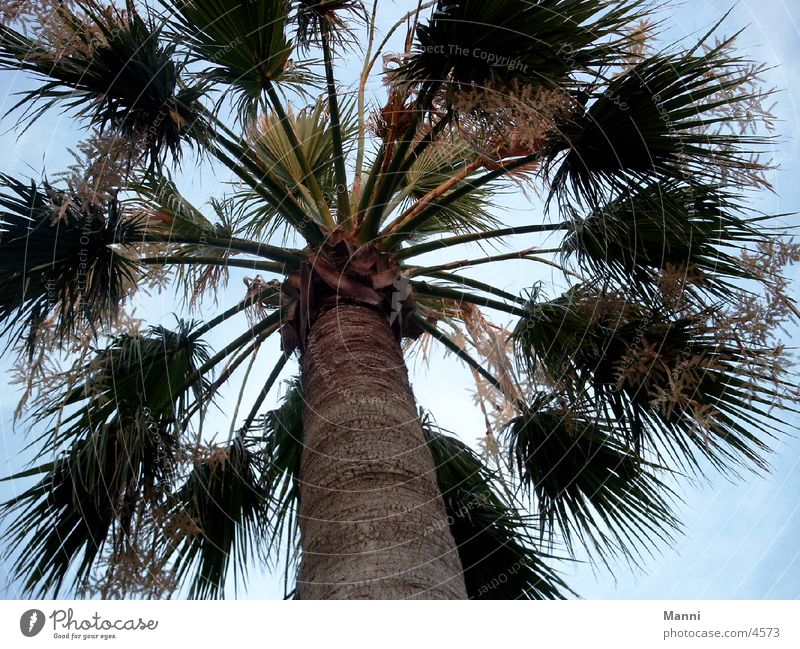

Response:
(1, 322), (210, 597)
(503, 394), (681, 565)
(129, 175), (238, 303)
(398, 0), (647, 90)
(0, 0), (207, 167)
(1, 419), (177, 597)
(225, 188), (284, 240)
(292, 0), (367, 50)
(161, 0), (297, 118)
(423, 414), (573, 599)
(163, 438), (267, 599)
(130, 174), (220, 239)
(247, 96), (357, 219)
(547, 34), (774, 205)
(33, 321), (211, 449)
(161, 376), (302, 600)
(393, 137), (499, 237)
(0, 174), (142, 354)
(561, 181), (773, 298)
(512, 286), (787, 476)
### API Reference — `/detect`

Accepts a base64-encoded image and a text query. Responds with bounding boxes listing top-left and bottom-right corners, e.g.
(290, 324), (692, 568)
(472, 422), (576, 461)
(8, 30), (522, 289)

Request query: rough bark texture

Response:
(296, 304), (467, 599)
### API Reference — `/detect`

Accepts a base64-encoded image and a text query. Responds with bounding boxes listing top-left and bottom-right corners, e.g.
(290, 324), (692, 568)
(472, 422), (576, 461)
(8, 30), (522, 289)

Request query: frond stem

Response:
(240, 352), (291, 433)
(190, 287), (286, 341)
(321, 22), (352, 221)
(417, 270), (525, 304)
(409, 247), (562, 275)
(411, 281), (526, 317)
(138, 255), (287, 275)
(396, 222), (569, 259)
(411, 313), (504, 392)
(136, 233), (302, 266)
(177, 308), (285, 400)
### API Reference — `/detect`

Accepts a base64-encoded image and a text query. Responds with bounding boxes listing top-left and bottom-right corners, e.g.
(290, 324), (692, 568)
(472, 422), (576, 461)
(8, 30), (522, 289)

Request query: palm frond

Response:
(163, 377), (302, 600)
(163, 438), (267, 599)
(161, 0), (296, 118)
(398, 0), (648, 90)
(1, 419), (177, 597)
(0, 174), (142, 354)
(128, 175), (237, 304)
(547, 33), (775, 205)
(422, 414), (572, 599)
(292, 0), (367, 50)
(1, 322), (210, 597)
(127, 173), (304, 264)
(503, 394), (681, 565)
(246, 96), (357, 220)
(561, 181), (774, 298)
(396, 221), (569, 260)
(225, 188), (284, 241)
(129, 174), (220, 239)
(34, 321), (211, 450)
(0, 0), (207, 167)
(511, 286), (788, 476)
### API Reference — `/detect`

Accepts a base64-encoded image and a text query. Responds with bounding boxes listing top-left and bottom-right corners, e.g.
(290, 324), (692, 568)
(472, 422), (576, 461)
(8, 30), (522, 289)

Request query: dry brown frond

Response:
(369, 86), (416, 142)
(402, 331), (433, 369)
(242, 275), (281, 327)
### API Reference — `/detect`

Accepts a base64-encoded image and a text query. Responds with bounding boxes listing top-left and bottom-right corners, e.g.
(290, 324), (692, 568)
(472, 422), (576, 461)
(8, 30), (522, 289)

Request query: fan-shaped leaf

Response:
(162, 0), (295, 117)
(1, 322), (210, 596)
(503, 395), (681, 565)
(0, 174), (141, 353)
(0, 0), (207, 167)
(1, 420), (177, 596)
(292, 0), (367, 49)
(562, 181), (772, 298)
(399, 0), (646, 89)
(548, 37), (774, 204)
(246, 97), (357, 220)
(163, 438), (267, 599)
(512, 286), (786, 475)
(423, 414), (572, 599)
(397, 136), (498, 236)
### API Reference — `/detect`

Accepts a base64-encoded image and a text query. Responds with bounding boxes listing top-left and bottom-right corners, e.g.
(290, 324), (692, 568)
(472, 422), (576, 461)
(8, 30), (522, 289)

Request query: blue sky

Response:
(0, 0), (798, 599)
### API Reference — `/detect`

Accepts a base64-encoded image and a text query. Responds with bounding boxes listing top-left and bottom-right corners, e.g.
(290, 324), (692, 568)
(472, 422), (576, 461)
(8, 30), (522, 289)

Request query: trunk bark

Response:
(296, 304), (467, 599)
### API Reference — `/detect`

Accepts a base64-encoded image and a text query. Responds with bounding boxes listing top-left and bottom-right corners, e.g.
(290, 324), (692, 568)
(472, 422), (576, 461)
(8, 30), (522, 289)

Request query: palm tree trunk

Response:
(296, 304), (467, 599)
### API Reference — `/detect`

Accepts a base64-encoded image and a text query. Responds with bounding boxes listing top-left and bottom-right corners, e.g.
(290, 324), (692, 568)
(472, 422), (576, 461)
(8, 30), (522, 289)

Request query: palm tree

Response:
(0, 0), (796, 600)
